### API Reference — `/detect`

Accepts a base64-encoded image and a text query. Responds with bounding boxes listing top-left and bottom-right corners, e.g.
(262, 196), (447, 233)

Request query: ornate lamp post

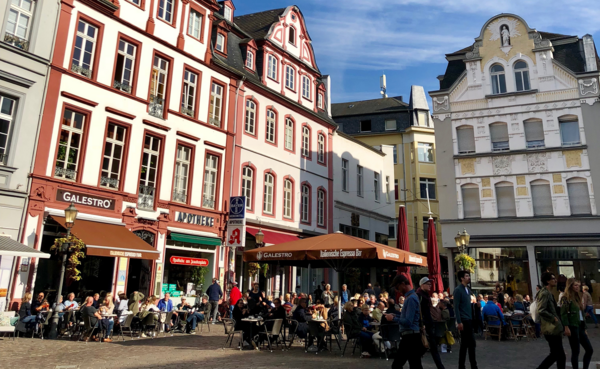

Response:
(49, 202), (78, 339)
(454, 228), (470, 255)
(255, 228), (265, 248)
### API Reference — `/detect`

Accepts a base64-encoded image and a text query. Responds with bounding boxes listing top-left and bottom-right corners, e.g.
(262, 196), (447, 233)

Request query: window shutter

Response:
(457, 127), (475, 153)
(496, 185), (516, 217)
(462, 187), (481, 218)
(490, 124), (509, 142)
(567, 182), (592, 215)
(531, 183), (553, 216)
(524, 121), (544, 141)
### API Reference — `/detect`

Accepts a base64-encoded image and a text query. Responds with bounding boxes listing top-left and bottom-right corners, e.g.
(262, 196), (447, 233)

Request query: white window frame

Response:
(100, 123), (126, 189)
(301, 126), (309, 157)
(242, 166), (254, 210)
(317, 134), (325, 163)
(215, 33), (225, 53)
(417, 142), (434, 162)
(263, 173), (274, 214)
(559, 118), (581, 146)
(283, 179), (292, 219)
(202, 154), (219, 209)
(420, 178), (436, 200)
(71, 20), (98, 78)
(245, 99), (256, 135)
(491, 64), (507, 94)
(209, 82), (223, 127)
(301, 184), (310, 223)
(245, 50), (254, 69)
(158, 0), (174, 23)
(267, 55), (277, 80)
(6, 0), (36, 48)
(223, 6), (232, 21)
(374, 172), (380, 202)
(385, 119), (397, 130)
(149, 56), (168, 118)
(317, 190), (325, 226)
(385, 176), (390, 203)
(514, 61), (530, 92)
(393, 145), (398, 165)
(317, 93), (323, 109)
(181, 70), (198, 117)
(0, 95), (17, 165)
(114, 39), (137, 93)
(266, 109), (276, 143)
(54, 109), (85, 181)
(138, 135), (161, 210)
(341, 159), (349, 192)
(285, 65), (295, 90)
(302, 75), (311, 99)
(173, 145), (191, 203)
(357, 165), (363, 197)
(284, 118), (294, 151)
(188, 9), (203, 39)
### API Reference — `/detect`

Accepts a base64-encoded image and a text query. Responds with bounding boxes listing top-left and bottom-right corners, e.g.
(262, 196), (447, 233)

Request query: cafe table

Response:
(241, 317), (264, 350)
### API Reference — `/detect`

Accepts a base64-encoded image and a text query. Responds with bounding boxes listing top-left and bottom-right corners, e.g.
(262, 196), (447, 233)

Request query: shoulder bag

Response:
(418, 296), (430, 349)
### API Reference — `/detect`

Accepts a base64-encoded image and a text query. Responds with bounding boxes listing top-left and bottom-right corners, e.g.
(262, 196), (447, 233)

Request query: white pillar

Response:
(527, 245), (538, 295)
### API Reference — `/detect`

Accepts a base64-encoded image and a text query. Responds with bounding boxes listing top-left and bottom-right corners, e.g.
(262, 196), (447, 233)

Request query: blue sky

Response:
(234, 0), (600, 104)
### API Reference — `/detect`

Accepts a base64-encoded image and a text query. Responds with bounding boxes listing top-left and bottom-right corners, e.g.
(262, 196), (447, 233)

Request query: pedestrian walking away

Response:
(536, 272), (566, 369)
(560, 278), (594, 369)
(417, 277), (445, 369)
(206, 278), (223, 324)
(385, 274), (424, 369)
(453, 270), (478, 369)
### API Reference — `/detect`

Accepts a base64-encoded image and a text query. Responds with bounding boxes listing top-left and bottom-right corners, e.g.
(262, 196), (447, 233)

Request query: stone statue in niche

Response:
(501, 25), (511, 47)
(487, 18), (521, 56)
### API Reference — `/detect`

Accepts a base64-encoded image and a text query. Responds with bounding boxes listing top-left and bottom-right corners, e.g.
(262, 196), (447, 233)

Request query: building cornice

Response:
(453, 144), (587, 160)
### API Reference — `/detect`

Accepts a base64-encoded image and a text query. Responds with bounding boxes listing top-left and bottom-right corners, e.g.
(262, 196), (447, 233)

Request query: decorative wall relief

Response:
(477, 127), (485, 135)
(553, 185), (565, 194)
(482, 189), (493, 198)
(517, 187), (528, 196)
(511, 123), (519, 132)
(460, 158), (476, 175)
(564, 150), (583, 168)
(482, 178), (491, 187)
(493, 156), (512, 175)
(552, 173), (562, 183)
(579, 78), (598, 96)
(516, 176), (526, 186)
(545, 110), (553, 117)
(433, 96), (449, 111)
(511, 114), (518, 121)
(527, 153), (548, 172)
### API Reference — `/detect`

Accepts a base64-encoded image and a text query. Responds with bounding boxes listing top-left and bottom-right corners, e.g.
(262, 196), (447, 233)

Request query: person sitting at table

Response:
(248, 283), (262, 302)
(116, 293), (128, 312)
(386, 298), (398, 314)
(372, 301), (385, 322)
(343, 302), (372, 356)
(197, 295), (212, 317)
(292, 298), (310, 344)
(98, 296), (115, 342)
(482, 294), (506, 330)
(157, 293), (178, 332)
(329, 297), (340, 319)
(266, 294), (276, 309)
(308, 304), (329, 352)
(183, 298), (206, 334)
(139, 296), (160, 337)
(523, 295), (532, 310)
(32, 292), (48, 314)
(19, 293), (37, 331)
(232, 299), (251, 346)
(513, 294), (526, 313)
(282, 293), (293, 315)
(368, 295), (378, 309)
(92, 293), (100, 309)
(398, 296), (405, 311)
(82, 296), (113, 342)
(358, 304), (376, 357)
(128, 291), (145, 316)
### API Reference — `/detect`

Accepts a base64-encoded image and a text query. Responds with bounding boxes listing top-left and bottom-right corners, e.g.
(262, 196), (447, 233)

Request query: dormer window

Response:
(491, 65), (506, 94)
(317, 93), (323, 109)
(216, 33), (225, 53)
(224, 6), (232, 22)
(514, 61), (530, 91)
(245, 50), (254, 69)
(289, 26), (296, 45)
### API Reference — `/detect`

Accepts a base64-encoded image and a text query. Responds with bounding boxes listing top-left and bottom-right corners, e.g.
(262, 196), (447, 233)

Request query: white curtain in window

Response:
(495, 184), (516, 217)
(560, 121), (580, 145)
(531, 183), (553, 216)
(490, 123), (509, 143)
(462, 187), (481, 218)
(524, 120), (544, 141)
(457, 127), (475, 153)
(567, 181), (592, 215)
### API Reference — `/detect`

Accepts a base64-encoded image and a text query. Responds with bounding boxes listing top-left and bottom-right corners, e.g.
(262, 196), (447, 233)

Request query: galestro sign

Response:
(256, 251), (293, 260)
(56, 189), (115, 210)
(170, 256), (209, 267)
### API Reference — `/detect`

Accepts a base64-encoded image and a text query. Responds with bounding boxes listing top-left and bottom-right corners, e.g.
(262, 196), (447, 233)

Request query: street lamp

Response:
(454, 228), (470, 255)
(255, 228), (265, 248)
(49, 202), (78, 339)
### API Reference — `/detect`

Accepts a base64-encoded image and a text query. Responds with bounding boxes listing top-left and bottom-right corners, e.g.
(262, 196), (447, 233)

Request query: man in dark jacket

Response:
(454, 271), (478, 369)
(417, 277), (445, 369)
(206, 278), (222, 323)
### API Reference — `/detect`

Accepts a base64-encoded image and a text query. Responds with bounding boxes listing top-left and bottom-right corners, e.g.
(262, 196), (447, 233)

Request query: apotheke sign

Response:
(56, 189), (115, 210)
(175, 211), (215, 227)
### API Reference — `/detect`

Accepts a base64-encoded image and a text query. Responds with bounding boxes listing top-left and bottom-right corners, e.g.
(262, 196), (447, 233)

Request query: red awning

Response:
(247, 228), (300, 245)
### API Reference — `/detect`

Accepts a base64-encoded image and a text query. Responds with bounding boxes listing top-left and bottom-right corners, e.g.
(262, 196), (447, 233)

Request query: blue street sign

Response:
(229, 196), (246, 219)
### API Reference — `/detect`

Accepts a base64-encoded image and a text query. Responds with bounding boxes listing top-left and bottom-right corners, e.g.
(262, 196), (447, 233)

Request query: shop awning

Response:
(51, 216), (159, 260)
(0, 235), (50, 259)
(169, 233), (222, 246)
(247, 227), (301, 245)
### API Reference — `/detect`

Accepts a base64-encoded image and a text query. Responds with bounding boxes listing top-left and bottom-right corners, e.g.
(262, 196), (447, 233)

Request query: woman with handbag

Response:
(560, 278), (594, 369)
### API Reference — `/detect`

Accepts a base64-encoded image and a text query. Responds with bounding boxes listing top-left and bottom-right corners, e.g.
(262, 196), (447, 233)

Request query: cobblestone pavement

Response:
(1, 325), (599, 369)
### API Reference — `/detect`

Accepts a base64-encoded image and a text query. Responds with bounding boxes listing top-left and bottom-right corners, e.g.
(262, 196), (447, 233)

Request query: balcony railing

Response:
(138, 184), (156, 210)
(71, 63), (92, 78)
(209, 117), (221, 128)
(492, 141), (510, 152)
(181, 106), (194, 117)
(202, 195), (215, 209)
(113, 80), (132, 94)
(4, 33), (29, 51)
(100, 176), (119, 189)
(526, 140), (545, 149)
(54, 166), (77, 180)
(149, 94), (164, 118)
(172, 189), (187, 203)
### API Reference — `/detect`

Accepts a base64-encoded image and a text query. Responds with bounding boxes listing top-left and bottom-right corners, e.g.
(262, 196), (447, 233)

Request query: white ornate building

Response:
(430, 14), (600, 297)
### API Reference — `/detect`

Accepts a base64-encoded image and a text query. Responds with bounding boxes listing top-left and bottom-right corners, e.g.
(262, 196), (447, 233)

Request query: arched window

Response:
(317, 189), (326, 226)
(317, 134), (325, 163)
(567, 178), (592, 215)
(524, 119), (545, 148)
(456, 126), (475, 154)
(241, 166), (253, 210)
(558, 115), (581, 146)
(514, 61), (530, 91)
(283, 179), (293, 219)
(531, 180), (553, 216)
(461, 184), (481, 218)
(495, 182), (516, 217)
(245, 100), (256, 135)
(266, 109), (276, 143)
(284, 118), (294, 151)
(491, 65), (506, 94)
(301, 184), (310, 223)
(263, 173), (274, 214)
(288, 26), (296, 45)
(490, 122), (509, 151)
(301, 126), (310, 157)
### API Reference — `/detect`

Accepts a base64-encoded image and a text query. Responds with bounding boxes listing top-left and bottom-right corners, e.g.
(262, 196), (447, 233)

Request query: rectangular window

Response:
(457, 126), (476, 154)
(100, 123), (126, 189)
(385, 119), (397, 130)
(5, 0), (35, 51)
(339, 224), (369, 240)
(417, 142), (433, 162)
(567, 180), (592, 215)
(71, 20), (98, 78)
(138, 135), (161, 210)
(317, 190), (325, 226)
(209, 82), (223, 127)
(215, 33), (225, 53)
(462, 186), (481, 218)
(241, 166), (253, 210)
(149, 55), (169, 118)
(188, 9), (203, 40)
(423, 217), (436, 240)
(341, 159), (349, 192)
(418, 111), (429, 127)
(531, 182), (553, 216)
(302, 76), (310, 99)
(173, 145), (191, 203)
(393, 145), (398, 165)
(181, 70), (198, 117)
(0, 95), (17, 165)
(388, 222), (396, 239)
(283, 180), (292, 219)
(524, 120), (545, 149)
(223, 6), (231, 21)
(267, 55), (277, 80)
(55, 109), (85, 181)
(357, 165), (363, 197)
(394, 179), (398, 200)
(266, 109), (276, 143)
(202, 154), (219, 209)
(559, 120), (581, 146)
(420, 178), (436, 199)
(301, 126), (309, 157)
(317, 134), (325, 163)
(113, 39), (137, 94)
(158, 0), (174, 23)
(245, 100), (256, 135)
(360, 120), (371, 132)
(385, 176), (390, 203)
(496, 184), (516, 217)
(374, 172), (380, 202)
(490, 123), (510, 151)
(301, 185), (310, 223)
(263, 173), (274, 214)
(245, 51), (253, 69)
(285, 66), (295, 90)
(284, 119), (293, 151)
(317, 93), (323, 109)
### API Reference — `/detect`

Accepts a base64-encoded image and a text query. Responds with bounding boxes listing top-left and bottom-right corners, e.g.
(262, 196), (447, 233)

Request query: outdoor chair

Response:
(306, 320), (325, 354)
(509, 314), (527, 341)
(323, 318), (342, 353)
(484, 316), (502, 341)
(378, 322), (401, 361)
(140, 313), (157, 338)
(522, 314), (537, 340)
(119, 313), (136, 340)
(341, 323), (361, 357)
(221, 318), (243, 350)
(161, 311), (174, 336)
(78, 315), (96, 343)
(259, 318), (284, 352)
(199, 311), (211, 333)
(0, 312), (18, 340)
(284, 318), (299, 349)
(39, 310), (52, 340)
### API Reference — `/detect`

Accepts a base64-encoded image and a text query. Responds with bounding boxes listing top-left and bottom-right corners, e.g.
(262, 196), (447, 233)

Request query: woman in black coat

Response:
(232, 299), (250, 342)
(292, 298), (310, 340)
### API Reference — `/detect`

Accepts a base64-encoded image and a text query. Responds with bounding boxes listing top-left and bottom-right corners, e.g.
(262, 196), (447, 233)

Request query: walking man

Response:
(206, 278), (222, 324)
(536, 272), (566, 369)
(453, 271), (478, 369)
(385, 274), (423, 369)
(417, 277), (445, 369)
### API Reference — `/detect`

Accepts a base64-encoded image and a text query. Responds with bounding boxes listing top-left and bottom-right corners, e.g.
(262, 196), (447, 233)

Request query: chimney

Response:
(583, 34), (598, 72)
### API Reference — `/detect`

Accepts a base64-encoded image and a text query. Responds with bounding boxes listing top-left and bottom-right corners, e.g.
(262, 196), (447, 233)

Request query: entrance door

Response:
(127, 230), (155, 296)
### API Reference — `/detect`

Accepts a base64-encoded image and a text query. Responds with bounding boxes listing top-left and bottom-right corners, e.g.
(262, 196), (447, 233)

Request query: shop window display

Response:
(467, 247), (530, 297)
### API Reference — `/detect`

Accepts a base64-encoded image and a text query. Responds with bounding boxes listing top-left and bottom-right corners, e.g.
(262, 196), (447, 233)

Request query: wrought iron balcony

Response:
(138, 184), (156, 211)
(172, 189), (187, 203)
(202, 195), (215, 209)
(54, 166), (77, 180)
(113, 80), (132, 94)
(181, 106), (194, 117)
(209, 117), (221, 128)
(71, 63), (92, 78)
(149, 94), (164, 118)
(100, 176), (119, 188)
(4, 33), (29, 51)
